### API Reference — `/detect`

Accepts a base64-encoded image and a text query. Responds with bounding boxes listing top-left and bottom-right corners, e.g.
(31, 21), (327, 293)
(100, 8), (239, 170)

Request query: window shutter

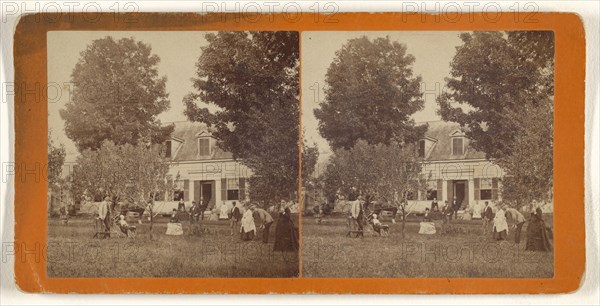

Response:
(168, 178), (174, 200)
(437, 179), (443, 200)
(491, 178), (498, 200)
(464, 182), (469, 208)
(183, 180), (189, 201)
(165, 141), (171, 158)
(474, 178), (480, 201)
(221, 178), (227, 201)
(239, 178), (246, 201)
(418, 140), (425, 157)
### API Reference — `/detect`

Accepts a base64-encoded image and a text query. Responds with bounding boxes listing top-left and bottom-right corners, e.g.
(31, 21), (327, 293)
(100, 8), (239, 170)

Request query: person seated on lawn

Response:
(166, 209), (184, 236)
(419, 219), (437, 235)
(371, 212), (389, 235)
(371, 213), (381, 227)
(170, 208), (179, 223)
(118, 215), (136, 238)
(423, 208), (431, 222)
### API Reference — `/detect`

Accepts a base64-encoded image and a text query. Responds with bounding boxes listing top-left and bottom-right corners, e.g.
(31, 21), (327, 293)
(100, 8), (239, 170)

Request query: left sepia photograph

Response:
(46, 31), (300, 278)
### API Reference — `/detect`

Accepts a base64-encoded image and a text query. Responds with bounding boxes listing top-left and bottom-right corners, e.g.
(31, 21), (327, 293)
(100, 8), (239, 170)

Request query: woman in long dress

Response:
(493, 207), (509, 240)
(240, 207), (256, 241)
(273, 206), (299, 252)
(525, 208), (552, 251)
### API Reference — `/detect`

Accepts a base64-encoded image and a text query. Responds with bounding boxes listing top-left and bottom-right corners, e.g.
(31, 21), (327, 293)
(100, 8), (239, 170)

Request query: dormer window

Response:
(452, 137), (464, 155)
(198, 137), (211, 157)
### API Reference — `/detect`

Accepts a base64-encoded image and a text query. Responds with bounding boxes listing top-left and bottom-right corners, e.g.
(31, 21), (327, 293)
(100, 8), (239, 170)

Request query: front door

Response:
(194, 180), (215, 209)
(201, 182), (213, 208)
(453, 180), (468, 208)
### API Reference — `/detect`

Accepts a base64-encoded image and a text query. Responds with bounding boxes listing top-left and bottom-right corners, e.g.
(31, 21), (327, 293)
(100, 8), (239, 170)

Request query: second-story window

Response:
(198, 137), (211, 157)
(452, 137), (464, 155)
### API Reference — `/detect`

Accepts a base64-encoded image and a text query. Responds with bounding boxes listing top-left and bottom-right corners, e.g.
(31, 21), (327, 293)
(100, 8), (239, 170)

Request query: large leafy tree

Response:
(314, 36), (426, 150)
(184, 31), (305, 206)
(437, 31), (554, 159)
(498, 98), (553, 207)
(438, 31), (554, 207)
(61, 36), (173, 151)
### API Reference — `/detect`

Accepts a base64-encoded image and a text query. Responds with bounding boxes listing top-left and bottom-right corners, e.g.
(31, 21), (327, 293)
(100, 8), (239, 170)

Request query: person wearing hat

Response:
(251, 205), (274, 243)
(98, 196), (112, 232)
(189, 201), (200, 235)
(229, 201), (241, 236)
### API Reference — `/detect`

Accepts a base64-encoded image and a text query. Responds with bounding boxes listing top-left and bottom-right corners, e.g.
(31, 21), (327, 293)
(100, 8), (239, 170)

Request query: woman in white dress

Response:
(240, 207), (256, 241)
(493, 206), (509, 241)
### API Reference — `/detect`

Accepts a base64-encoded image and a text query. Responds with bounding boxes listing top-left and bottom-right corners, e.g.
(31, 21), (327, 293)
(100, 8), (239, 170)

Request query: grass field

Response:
(302, 215), (554, 278)
(47, 216), (299, 278)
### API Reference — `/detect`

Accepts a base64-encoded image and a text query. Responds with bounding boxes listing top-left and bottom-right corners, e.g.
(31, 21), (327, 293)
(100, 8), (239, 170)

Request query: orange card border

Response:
(13, 12), (585, 294)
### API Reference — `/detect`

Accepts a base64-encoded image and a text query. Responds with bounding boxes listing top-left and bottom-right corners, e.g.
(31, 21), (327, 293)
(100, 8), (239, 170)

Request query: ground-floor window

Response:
(226, 178), (240, 201)
(479, 178), (493, 200)
(426, 180), (438, 200)
(173, 180), (185, 201)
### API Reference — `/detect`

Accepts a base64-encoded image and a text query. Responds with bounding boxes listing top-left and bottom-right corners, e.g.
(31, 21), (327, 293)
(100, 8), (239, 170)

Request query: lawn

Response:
(47, 215), (299, 278)
(302, 215), (554, 278)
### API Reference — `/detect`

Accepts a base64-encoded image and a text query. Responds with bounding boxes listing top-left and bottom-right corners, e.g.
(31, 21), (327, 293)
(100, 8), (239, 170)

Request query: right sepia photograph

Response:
(301, 31), (555, 278)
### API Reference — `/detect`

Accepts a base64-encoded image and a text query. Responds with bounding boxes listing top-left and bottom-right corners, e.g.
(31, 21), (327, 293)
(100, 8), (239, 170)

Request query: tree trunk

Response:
(149, 196), (154, 240)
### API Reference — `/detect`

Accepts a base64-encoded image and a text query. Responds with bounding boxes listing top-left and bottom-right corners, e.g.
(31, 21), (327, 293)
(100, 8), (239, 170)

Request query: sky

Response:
(48, 31), (464, 163)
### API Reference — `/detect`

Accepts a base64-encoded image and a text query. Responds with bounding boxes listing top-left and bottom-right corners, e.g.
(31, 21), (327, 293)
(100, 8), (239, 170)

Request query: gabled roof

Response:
(421, 121), (486, 161)
(167, 121), (234, 162)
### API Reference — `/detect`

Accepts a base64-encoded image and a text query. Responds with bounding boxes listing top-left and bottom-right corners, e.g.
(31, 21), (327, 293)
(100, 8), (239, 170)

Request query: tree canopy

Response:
(61, 36), (173, 151)
(322, 140), (424, 204)
(184, 31), (305, 205)
(438, 31), (554, 206)
(314, 36), (426, 150)
(437, 31), (554, 160)
(72, 141), (172, 206)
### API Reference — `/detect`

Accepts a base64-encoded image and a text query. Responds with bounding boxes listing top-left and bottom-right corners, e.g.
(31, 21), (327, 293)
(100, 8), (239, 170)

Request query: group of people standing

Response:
(481, 201), (552, 251)
(230, 200), (299, 252)
(423, 198), (552, 252)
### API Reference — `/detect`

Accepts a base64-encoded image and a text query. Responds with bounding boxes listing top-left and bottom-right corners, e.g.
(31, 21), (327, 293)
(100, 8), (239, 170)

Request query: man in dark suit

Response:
(430, 198), (439, 212)
(482, 201), (494, 235)
(451, 196), (460, 220)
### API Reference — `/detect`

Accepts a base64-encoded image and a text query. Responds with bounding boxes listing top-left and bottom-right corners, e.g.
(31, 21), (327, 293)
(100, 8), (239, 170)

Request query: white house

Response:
(163, 121), (253, 217)
(409, 121), (505, 215)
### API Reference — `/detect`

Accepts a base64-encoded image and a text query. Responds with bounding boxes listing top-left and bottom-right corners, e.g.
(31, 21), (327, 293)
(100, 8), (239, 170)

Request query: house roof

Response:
(167, 121), (234, 162)
(421, 121), (487, 161)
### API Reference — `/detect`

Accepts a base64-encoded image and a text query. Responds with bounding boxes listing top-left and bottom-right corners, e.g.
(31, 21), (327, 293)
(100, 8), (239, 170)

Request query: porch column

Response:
(215, 179), (222, 207)
(468, 179), (475, 208)
(441, 180), (448, 202)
